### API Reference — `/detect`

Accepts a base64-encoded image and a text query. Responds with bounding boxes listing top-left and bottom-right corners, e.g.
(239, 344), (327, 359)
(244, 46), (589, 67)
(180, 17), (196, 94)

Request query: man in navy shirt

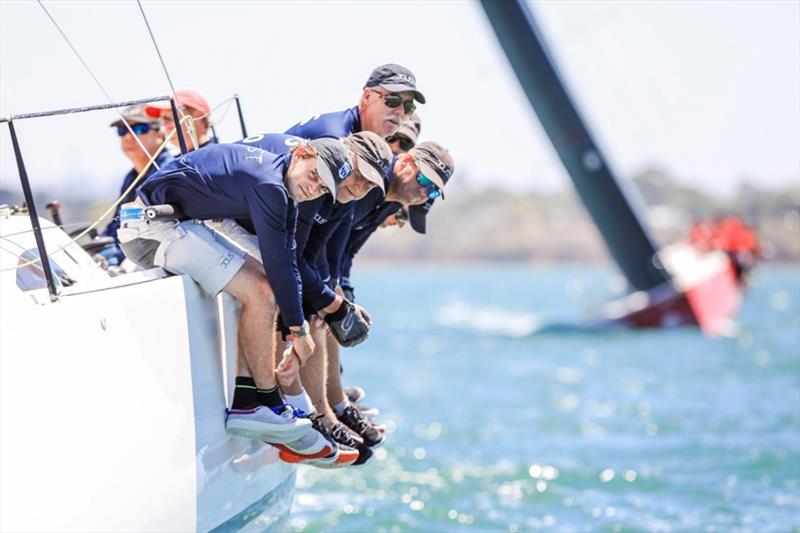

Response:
(100, 105), (172, 266)
(118, 139), (353, 448)
(211, 131), (393, 466)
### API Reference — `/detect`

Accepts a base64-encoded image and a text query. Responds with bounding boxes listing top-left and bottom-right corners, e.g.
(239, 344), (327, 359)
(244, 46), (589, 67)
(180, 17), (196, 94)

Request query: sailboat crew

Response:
(117, 139), (353, 452)
(145, 88), (215, 152)
(283, 64), (455, 461)
(208, 131), (393, 467)
(101, 104), (173, 266)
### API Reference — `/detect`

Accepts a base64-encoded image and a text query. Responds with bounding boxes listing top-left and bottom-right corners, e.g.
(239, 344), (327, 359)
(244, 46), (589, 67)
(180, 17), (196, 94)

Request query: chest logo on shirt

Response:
(245, 146), (265, 164)
(313, 213), (328, 225)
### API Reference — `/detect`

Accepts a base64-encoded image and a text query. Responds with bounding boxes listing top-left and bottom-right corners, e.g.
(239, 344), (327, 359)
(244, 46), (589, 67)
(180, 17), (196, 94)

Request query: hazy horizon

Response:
(1, 0), (798, 199)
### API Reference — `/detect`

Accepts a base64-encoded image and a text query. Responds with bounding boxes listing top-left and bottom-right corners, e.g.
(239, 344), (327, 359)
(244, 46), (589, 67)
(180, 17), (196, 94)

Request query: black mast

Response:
(480, 0), (669, 292)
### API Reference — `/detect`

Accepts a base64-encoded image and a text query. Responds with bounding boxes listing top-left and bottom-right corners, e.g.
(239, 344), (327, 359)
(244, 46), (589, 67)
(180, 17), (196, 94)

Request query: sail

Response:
(480, 0), (670, 292)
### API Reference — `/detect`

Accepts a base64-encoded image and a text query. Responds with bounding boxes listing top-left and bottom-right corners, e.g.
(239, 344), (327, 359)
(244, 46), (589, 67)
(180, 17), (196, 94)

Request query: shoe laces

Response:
(330, 423), (362, 449)
(271, 403), (298, 419)
(340, 405), (373, 434)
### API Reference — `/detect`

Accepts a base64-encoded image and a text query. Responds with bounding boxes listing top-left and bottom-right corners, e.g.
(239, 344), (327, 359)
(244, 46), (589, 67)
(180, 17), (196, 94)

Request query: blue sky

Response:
(1, 0), (798, 199)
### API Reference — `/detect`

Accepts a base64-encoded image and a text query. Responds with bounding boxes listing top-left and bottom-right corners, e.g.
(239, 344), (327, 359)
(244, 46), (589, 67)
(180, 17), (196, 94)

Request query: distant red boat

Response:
(603, 243), (746, 336)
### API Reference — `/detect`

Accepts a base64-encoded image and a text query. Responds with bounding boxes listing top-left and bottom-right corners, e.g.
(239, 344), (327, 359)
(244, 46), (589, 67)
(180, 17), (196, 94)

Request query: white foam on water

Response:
(435, 301), (542, 337)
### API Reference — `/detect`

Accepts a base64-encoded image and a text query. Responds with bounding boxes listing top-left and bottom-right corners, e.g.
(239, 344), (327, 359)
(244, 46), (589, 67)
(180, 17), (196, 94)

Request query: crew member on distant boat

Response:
(100, 104), (172, 266)
(145, 88), (215, 152)
(118, 140), (352, 452)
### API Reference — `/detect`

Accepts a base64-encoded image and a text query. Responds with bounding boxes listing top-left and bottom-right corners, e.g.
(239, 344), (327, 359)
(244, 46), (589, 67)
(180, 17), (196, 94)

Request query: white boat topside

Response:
(1, 212), (295, 532)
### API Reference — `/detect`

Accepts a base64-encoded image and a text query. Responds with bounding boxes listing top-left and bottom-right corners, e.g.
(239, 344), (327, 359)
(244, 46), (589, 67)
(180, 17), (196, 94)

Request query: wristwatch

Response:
(290, 320), (310, 337)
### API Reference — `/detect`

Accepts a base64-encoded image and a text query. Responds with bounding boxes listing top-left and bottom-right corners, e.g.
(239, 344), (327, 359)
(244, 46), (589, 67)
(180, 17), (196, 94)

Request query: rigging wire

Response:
(34, 0), (160, 170)
(135, 0), (201, 149)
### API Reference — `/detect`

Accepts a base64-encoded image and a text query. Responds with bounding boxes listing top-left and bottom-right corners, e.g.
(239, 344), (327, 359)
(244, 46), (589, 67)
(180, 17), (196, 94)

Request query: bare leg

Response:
(221, 256), (278, 390)
(236, 336), (250, 378)
(299, 322), (338, 428)
(325, 335), (347, 407)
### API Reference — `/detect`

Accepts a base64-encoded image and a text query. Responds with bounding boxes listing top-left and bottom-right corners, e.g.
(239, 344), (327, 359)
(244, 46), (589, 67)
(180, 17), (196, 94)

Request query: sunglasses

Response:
(371, 89), (415, 115)
(395, 208), (409, 223)
(387, 134), (415, 152)
(416, 172), (442, 200)
(116, 123), (153, 137)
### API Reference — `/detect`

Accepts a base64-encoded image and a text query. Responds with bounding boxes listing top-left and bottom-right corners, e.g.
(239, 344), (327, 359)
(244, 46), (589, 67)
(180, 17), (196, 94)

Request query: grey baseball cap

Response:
(365, 63), (426, 104)
(409, 141), (455, 198)
(393, 114), (421, 144)
(110, 104), (161, 127)
(308, 138), (354, 202)
(344, 131), (393, 193)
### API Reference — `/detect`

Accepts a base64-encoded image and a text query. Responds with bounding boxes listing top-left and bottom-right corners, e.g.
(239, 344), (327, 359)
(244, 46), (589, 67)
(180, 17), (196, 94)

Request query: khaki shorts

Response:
(118, 218), (246, 297)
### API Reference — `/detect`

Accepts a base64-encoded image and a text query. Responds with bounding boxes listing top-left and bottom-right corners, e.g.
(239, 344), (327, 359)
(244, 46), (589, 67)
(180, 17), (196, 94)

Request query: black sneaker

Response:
(330, 423), (374, 466)
(344, 386), (366, 404)
(337, 404), (385, 448)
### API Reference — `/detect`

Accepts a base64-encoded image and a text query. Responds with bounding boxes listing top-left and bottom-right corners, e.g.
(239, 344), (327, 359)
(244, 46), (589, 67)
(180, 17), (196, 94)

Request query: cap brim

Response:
(379, 84), (426, 104)
(315, 159), (339, 203)
(408, 204), (428, 234)
(356, 155), (386, 193)
(416, 161), (446, 199)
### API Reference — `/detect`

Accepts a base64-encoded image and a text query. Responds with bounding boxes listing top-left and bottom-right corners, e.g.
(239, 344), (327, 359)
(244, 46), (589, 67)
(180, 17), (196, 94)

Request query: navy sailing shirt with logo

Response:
(234, 133), (354, 311)
(137, 143), (305, 326)
(284, 107), (361, 140)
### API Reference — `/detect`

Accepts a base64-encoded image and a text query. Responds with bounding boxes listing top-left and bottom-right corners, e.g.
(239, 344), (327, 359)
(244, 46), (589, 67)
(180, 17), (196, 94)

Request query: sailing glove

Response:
(325, 299), (371, 347)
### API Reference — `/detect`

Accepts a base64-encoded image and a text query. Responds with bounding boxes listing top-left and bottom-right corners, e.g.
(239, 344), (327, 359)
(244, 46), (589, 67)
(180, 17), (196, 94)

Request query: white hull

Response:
(1, 214), (295, 531)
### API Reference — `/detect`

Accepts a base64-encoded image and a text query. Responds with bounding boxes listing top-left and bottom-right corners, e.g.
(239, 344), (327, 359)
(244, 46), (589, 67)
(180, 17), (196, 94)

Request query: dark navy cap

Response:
(365, 64), (426, 104)
(408, 199), (434, 234)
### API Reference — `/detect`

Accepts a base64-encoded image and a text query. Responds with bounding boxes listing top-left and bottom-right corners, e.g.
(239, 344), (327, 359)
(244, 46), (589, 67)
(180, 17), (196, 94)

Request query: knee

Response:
(240, 275), (276, 311)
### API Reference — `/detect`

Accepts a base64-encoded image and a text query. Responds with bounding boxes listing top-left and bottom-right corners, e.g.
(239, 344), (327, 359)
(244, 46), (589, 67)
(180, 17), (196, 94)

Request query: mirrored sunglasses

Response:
(116, 123), (153, 137)
(416, 172), (442, 200)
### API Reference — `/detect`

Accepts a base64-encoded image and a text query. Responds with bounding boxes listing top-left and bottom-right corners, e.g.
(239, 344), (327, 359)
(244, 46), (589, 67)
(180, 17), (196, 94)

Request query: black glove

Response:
(324, 299), (371, 347)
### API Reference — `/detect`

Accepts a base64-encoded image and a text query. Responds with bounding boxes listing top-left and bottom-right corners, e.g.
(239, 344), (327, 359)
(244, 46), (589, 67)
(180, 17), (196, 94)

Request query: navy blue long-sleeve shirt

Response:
(285, 106), (361, 140)
(137, 143), (305, 326)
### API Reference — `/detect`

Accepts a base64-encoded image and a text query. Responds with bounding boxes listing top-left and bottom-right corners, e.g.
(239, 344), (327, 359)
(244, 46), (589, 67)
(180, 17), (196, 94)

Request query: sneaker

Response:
(344, 386), (366, 404)
(225, 404), (311, 443)
(281, 413), (359, 468)
(271, 426), (336, 461)
(357, 404), (380, 417)
(337, 404), (385, 448)
(330, 422), (374, 466)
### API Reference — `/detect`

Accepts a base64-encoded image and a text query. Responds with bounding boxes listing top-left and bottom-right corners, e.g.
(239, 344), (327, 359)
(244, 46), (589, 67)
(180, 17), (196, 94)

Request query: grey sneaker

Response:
(225, 404), (311, 443)
(344, 386), (366, 404)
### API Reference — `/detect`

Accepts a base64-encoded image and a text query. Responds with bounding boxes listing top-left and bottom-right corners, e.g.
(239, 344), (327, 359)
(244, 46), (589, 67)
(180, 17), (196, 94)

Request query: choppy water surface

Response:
(290, 264), (800, 532)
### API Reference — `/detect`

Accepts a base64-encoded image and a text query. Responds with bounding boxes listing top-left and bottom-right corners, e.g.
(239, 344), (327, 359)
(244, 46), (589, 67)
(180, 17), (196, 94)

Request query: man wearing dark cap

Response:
(338, 141), (455, 301)
(100, 105), (172, 266)
(386, 113), (421, 156)
(118, 139), (353, 449)
(285, 63), (424, 140)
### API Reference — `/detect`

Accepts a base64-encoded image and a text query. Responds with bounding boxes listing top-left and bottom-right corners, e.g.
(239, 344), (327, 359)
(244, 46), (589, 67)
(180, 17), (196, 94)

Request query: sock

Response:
(231, 376), (259, 410)
(284, 391), (313, 414)
(332, 400), (349, 415)
(257, 385), (284, 410)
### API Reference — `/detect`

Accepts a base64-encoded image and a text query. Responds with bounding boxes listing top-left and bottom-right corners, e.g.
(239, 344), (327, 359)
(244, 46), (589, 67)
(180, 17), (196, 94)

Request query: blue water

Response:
(290, 264), (800, 532)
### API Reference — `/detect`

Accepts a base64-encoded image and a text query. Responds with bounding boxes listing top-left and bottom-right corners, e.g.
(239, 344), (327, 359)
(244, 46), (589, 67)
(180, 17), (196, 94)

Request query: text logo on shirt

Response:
(313, 213), (328, 225)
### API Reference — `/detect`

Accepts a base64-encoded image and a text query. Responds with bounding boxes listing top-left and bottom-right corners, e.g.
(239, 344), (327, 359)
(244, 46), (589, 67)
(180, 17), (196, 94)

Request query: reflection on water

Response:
(291, 265), (800, 532)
